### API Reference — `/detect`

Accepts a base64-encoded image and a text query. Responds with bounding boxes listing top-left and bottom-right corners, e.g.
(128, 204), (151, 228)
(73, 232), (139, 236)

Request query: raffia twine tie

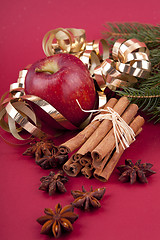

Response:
(76, 100), (135, 153)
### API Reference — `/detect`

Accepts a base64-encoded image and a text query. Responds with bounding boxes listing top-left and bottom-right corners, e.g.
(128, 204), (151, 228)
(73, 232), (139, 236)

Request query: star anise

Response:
(36, 151), (68, 170)
(117, 159), (156, 184)
(71, 186), (106, 211)
(35, 150), (56, 169)
(37, 203), (78, 238)
(39, 171), (69, 195)
(23, 139), (55, 160)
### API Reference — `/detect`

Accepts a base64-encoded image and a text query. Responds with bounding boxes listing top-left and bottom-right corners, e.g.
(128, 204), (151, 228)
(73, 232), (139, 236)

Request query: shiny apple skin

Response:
(25, 53), (97, 128)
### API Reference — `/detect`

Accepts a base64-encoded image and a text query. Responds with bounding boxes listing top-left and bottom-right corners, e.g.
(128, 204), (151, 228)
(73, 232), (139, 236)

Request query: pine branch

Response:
(149, 107), (160, 123)
(103, 22), (160, 123)
(103, 22), (160, 49)
(116, 86), (160, 123)
(150, 47), (160, 67)
(138, 70), (160, 88)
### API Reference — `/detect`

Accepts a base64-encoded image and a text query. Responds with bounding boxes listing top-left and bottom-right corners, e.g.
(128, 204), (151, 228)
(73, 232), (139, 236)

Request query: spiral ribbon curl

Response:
(42, 28), (151, 91)
(0, 70), (46, 140)
(0, 70), (79, 140)
(0, 28), (151, 140)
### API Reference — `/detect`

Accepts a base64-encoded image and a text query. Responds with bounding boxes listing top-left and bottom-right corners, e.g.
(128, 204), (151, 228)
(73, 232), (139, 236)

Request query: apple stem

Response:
(35, 68), (54, 74)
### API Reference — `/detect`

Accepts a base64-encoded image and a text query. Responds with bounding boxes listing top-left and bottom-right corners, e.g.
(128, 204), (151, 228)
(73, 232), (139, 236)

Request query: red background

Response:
(0, 1), (160, 240)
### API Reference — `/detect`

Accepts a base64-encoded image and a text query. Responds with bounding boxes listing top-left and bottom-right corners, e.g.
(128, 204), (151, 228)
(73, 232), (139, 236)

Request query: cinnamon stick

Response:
(71, 153), (83, 162)
(72, 96), (130, 160)
(63, 157), (73, 171)
(81, 166), (93, 179)
(63, 155), (82, 177)
(59, 98), (118, 154)
(79, 153), (93, 169)
(92, 151), (112, 169)
(92, 103), (139, 162)
(94, 115), (145, 182)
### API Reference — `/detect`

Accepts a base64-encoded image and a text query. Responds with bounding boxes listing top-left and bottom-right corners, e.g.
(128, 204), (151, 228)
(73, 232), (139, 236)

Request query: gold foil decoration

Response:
(42, 28), (150, 92)
(22, 95), (78, 130)
(0, 28), (151, 140)
(94, 38), (151, 90)
(42, 28), (109, 72)
(0, 96), (46, 140)
(42, 28), (86, 56)
(0, 89), (78, 140)
(9, 70), (27, 98)
(42, 28), (110, 107)
(0, 69), (89, 140)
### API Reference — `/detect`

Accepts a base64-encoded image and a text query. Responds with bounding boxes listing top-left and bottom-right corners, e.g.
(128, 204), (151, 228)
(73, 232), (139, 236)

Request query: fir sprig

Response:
(149, 107), (160, 123)
(104, 23), (160, 49)
(117, 86), (160, 105)
(139, 70), (160, 88)
(103, 22), (160, 123)
(116, 86), (160, 122)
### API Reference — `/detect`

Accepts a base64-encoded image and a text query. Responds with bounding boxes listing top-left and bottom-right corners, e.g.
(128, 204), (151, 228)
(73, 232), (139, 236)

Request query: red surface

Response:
(0, 1), (160, 240)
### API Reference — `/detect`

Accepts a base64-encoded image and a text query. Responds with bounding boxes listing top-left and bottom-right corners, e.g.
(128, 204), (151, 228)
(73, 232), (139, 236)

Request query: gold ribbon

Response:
(0, 28), (151, 140)
(0, 97), (45, 140)
(42, 28), (86, 56)
(0, 70), (91, 140)
(0, 86), (78, 140)
(42, 28), (110, 107)
(94, 38), (151, 91)
(42, 28), (151, 92)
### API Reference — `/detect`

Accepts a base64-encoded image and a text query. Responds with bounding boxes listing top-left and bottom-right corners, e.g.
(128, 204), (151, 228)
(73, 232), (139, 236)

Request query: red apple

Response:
(25, 53), (97, 130)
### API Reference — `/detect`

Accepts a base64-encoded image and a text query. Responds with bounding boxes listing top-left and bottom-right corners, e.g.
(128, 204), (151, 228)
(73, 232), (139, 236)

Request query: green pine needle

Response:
(103, 22), (160, 48)
(116, 86), (160, 123)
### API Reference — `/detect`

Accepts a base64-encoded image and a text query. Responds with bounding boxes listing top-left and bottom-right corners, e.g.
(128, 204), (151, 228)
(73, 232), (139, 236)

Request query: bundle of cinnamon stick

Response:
(59, 97), (145, 182)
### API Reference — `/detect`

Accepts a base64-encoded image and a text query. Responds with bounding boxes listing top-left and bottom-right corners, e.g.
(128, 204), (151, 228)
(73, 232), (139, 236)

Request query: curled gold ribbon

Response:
(94, 38), (151, 90)
(42, 28), (86, 56)
(42, 28), (151, 93)
(0, 28), (151, 140)
(0, 97), (46, 140)
(0, 70), (91, 140)
(42, 28), (109, 76)
(42, 28), (110, 107)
